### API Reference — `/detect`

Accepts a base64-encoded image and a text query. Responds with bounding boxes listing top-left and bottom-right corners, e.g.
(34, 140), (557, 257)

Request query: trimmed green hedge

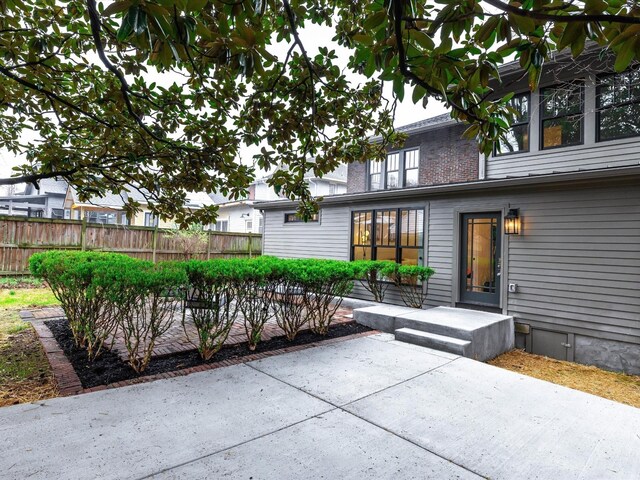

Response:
(30, 252), (435, 372)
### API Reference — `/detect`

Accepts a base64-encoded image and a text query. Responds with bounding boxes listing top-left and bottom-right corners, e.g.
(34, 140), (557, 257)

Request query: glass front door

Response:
(460, 213), (501, 306)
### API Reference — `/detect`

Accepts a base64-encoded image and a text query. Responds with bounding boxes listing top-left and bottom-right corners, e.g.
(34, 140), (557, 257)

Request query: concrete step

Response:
(354, 305), (514, 361)
(394, 328), (471, 356)
(395, 307), (511, 340)
(395, 316), (474, 340)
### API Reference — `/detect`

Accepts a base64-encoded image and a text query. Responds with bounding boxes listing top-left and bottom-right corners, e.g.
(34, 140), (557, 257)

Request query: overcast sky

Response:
(0, 20), (449, 184)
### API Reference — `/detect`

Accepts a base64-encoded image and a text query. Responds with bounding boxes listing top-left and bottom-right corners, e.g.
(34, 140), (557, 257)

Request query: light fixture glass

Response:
(504, 208), (521, 235)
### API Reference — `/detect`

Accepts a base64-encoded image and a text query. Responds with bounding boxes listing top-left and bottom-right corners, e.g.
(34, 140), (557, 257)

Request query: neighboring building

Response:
(0, 178), (68, 218)
(63, 186), (129, 225)
(210, 165), (347, 233)
(259, 51), (640, 375)
(130, 190), (214, 228)
(64, 186), (214, 227)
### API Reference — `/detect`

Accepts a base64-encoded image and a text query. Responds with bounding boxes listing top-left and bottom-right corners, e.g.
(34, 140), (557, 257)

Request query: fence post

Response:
(248, 233), (253, 258)
(152, 226), (158, 263)
(80, 218), (87, 251)
(207, 230), (212, 260)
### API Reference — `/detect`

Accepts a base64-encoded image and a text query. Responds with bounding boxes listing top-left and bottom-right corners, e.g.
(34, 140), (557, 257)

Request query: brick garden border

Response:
(21, 310), (377, 397)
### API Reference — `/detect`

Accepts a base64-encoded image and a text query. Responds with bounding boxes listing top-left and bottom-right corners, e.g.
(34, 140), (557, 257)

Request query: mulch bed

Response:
(46, 319), (371, 389)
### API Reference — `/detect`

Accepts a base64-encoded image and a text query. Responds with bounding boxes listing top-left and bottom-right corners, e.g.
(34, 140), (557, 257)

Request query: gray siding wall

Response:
(487, 136), (640, 178)
(263, 180), (640, 348)
(505, 186), (640, 345)
(486, 68), (640, 179)
(262, 207), (350, 260)
(426, 184), (640, 347)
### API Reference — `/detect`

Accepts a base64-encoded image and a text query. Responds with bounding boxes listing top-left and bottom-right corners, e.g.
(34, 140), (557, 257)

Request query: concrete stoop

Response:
(354, 305), (514, 361)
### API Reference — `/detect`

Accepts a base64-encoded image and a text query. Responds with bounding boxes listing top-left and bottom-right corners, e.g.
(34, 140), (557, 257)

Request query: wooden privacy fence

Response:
(0, 215), (262, 274)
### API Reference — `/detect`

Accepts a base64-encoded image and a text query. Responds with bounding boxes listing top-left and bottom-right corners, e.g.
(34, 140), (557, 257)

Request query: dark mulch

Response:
(45, 319), (371, 389)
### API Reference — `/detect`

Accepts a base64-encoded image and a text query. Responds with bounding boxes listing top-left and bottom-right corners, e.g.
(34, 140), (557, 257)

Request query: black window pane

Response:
(353, 246), (372, 261)
(376, 247), (396, 262)
(370, 173), (382, 190)
(400, 248), (423, 266)
(598, 78), (616, 108)
(386, 171), (399, 188)
(510, 94), (529, 122)
(542, 115), (582, 148)
(599, 103), (640, 141)
(405, 149), (419, 169)
(597, 69), (640, 142)
(386, 153), (399, 171)
(405, 168), (419, 187)
(375, 210), (396, 246)
(352, 211), (373, 246)
(542, 84), (582, 118)
(496, 123), (529, 154)
(399, 209), (424, 247)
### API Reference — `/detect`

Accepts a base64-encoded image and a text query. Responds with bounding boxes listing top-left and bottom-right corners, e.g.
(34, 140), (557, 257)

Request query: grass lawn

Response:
(0, 288), (59, 407)
(490, 349), (640, 409)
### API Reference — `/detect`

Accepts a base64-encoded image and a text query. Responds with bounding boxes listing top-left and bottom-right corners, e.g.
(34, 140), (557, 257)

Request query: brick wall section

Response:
(346, 124), (479, 193)
(347, 161), (367, 193)
(417, 124), (478, 186)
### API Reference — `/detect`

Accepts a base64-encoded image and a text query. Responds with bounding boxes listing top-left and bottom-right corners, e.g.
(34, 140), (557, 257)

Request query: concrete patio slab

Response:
(0, 364), (331, 480)
(248, 336), (453, 406)
(1, 337), (639, 479)
(343, 357), (640, 480)
(159, 409), (480, 480)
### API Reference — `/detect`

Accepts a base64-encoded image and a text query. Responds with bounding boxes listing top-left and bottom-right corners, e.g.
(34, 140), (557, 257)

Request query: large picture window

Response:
(541, 82), (583, 149)
(495, 93), (530, 155)
(597, 69), (640, 142)
(351, 208), (424, 265)
(367, 148), (420, 190)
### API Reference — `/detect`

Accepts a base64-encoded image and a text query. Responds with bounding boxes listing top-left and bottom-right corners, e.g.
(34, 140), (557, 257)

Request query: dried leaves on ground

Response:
(490, 349), (640, 409)
(0, 309), (58, 407)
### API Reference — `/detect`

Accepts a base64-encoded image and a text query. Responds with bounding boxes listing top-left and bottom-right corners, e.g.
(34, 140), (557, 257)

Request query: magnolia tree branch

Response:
(483, 0), (640, 24)
(85, 0), (199, 152)
(0, 169), (79, 187)
(0, 64), (114, 127)
(392, 0), (483, 123)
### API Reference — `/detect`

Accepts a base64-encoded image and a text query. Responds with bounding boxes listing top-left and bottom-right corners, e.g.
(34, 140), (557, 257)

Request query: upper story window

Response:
(597, 69), (640, 142)
(386, 153), (400, 188)
(404, 149), (420, 186)
(368, 148), (420, 191)
(541, 82), (584, 149)
(495, 93), (530, 156)
(369, 160), (383, 190)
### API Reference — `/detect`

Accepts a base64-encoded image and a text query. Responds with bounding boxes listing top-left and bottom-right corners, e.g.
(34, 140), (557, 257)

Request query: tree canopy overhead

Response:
(1, 0), (639, 224)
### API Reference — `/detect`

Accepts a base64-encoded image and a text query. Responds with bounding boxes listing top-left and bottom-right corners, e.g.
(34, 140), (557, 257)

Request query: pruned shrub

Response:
(183, 259), (238, 360)
(232, 257), (279, 350)
(295, 259), (355, 335)
(353, 260), (395, 303)
(30, 251), (129, 360)
(97, 259), (186, 373)
(271, 260), (309, 341)
(383, 264), (435, 309)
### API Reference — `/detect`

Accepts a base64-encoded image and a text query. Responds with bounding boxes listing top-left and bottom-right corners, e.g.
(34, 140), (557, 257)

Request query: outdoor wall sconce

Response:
(504, 208), (521, 235)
